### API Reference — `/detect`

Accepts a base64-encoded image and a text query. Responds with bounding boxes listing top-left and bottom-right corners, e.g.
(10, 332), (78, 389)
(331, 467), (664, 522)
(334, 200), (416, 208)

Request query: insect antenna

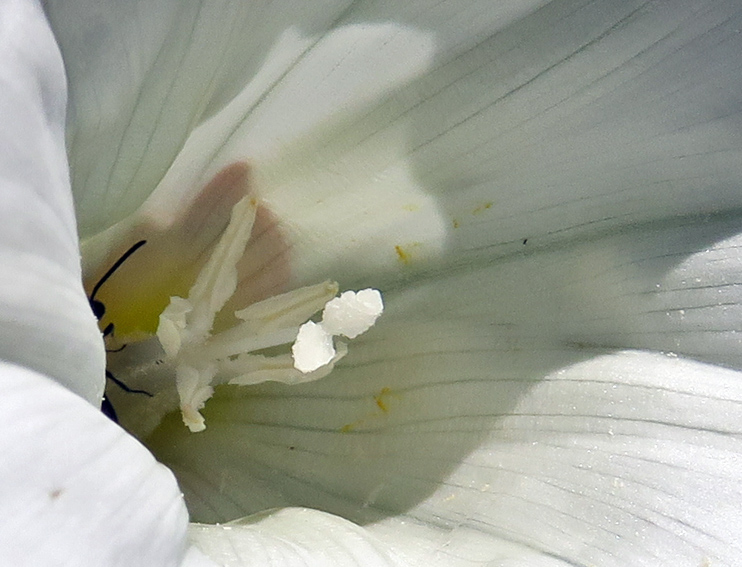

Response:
(105, 370), (153, 397)
(88, 239), (147, 324)
(87, 239), (151, 422)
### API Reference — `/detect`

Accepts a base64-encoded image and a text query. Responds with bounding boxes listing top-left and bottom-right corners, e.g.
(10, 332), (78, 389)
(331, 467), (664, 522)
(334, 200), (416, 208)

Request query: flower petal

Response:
(0, 0), (104, 402)
(365, 351), (742, 566)
(403, 1), (742, 259)
(145, 229), (742, 564)
(44, 0), (369, 235)
(148, 348), (742, 565)
(146, 1), (742, 286)
(49, 1), (742, 280)
(56, 0), (546, 263)
(367, 214), (742, 372)
(142, 17), (447, 284)
(431, 0), (742, 265)
(487, 214), (742, 370)
(0, 360), (188, 566)
(187, 508), (405, 567)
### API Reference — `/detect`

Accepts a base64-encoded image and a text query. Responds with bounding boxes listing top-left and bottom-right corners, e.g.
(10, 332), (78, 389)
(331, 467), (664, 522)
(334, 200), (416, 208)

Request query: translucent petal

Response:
(151, 1), (742, 286)
(0, 361), (188, 566)
(150, 16), (444, 285)
(44, 0), (370, 235)
(53, 0), (546, 249)
(48, 1), (742, 277)
(0, 0), (104, 402)
(188, 508), (405, 567)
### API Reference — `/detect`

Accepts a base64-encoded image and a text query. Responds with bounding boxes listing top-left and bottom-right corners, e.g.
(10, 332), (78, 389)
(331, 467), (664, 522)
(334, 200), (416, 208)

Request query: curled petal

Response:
(0, 0), (104, 402)
(188, 508), (405, 567)
(0, 361), (188, 566)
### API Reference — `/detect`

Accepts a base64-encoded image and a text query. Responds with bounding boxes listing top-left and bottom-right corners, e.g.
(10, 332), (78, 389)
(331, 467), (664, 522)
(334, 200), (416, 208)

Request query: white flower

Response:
(2, 0), (742, 565)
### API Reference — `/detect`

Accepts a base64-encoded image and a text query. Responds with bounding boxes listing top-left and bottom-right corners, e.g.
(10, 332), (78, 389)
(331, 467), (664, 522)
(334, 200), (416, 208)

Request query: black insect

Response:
(88, 239), (152, 421)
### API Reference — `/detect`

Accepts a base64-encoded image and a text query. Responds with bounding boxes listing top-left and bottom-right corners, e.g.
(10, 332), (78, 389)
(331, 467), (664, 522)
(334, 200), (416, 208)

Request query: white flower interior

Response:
(152, 195), (382, 432)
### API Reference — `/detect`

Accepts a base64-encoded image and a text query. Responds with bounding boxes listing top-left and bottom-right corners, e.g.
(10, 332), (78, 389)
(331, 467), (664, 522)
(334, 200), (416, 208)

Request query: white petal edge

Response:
(186, 508), (405, 567)
(0, 0), (104, 402)
(0, 360), (188, 566)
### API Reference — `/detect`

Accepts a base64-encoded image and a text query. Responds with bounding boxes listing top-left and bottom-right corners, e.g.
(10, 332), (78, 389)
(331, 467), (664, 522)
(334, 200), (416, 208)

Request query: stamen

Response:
(150, 193), (383, 433)
(158, 195), (259, 352)
(321, 289), (384, 339)
(198, 281), (338, 360)
(292, 321), (335, 373)
(221, 342), (348, 386)
(292, 289), (383, 373)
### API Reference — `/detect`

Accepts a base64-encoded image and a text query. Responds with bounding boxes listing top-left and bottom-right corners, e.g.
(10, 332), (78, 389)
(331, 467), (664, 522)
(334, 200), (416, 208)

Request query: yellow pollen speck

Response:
(473, 202), (493, 214)
(402, 203), (418, 212)
(341, 387), (396, 431)
(395, 243), (421, 265)
(394, 245), (410, 264)
(452, 219), (460, 229)
(374, 387), (393, 413)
